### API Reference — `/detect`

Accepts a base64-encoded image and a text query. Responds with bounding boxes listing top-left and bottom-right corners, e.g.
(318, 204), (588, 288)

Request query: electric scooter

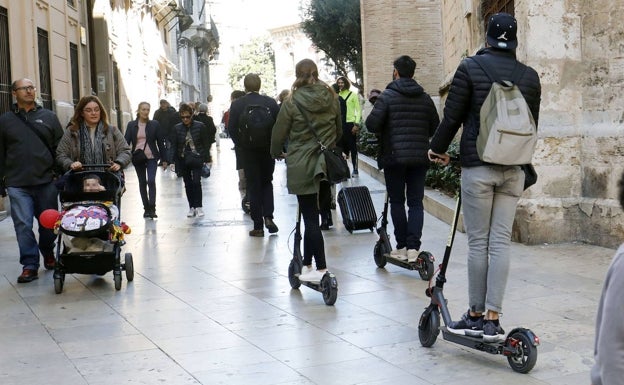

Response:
(373, 192), (435, 281)
(417, 192), (540, 373)
(287, 207), (338, 306)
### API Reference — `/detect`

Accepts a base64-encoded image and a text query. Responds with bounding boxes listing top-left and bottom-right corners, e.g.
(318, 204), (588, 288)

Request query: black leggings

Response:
(297, 193), (327, 270)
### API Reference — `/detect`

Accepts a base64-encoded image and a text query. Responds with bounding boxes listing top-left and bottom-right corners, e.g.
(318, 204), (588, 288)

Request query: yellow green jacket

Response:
(338, 89), (362, 125)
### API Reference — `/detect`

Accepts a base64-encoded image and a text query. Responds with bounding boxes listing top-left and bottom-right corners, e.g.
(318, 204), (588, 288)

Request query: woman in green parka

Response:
(270, 58), (342, 283)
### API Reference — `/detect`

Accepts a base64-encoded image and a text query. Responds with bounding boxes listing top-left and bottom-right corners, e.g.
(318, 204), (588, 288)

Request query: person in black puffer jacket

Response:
(170, 103), (212, 218)
(428, 13), (541, 342)
(366, 55), (440, 263)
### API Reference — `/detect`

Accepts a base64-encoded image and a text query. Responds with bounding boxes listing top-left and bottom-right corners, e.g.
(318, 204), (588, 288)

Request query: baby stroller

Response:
(53, 165), (134, 293)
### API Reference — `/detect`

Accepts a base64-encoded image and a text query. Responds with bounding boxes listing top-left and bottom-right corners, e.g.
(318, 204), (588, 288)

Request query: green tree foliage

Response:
(228, 36), (276, 96)
(301, 0), (363, 91)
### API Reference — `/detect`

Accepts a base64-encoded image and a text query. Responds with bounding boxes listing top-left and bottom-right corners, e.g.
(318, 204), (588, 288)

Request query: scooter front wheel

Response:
(321, 274), (338, 306)
(288, 260), (301, 289)
(507, 331), (538, 373)
(373, 240), (388, 268)
(418, 307), (440, 347)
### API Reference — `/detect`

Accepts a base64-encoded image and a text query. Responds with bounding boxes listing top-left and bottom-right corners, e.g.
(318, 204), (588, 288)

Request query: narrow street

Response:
(0, 138), (612, 385)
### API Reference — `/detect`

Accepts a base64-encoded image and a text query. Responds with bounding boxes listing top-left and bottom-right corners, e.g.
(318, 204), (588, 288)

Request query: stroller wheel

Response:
(54, 274), (64, 294)
(113, 271), (122, 290)
(124, 253), (134, 282)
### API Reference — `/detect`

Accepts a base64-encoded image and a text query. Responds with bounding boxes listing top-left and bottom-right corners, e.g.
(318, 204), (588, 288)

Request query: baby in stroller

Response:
(53, 168), (133, 292)
(60, 172), (121, 253)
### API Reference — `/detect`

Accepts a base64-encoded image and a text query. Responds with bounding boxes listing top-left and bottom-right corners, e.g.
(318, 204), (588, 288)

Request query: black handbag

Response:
(132, 141), (148, 165)
(293, 100), (350, 184)
(201, 164), (211, 178)
(184, 151), (203, 168)
(521, 164), (537, 190)
(322, 146), (350, 184)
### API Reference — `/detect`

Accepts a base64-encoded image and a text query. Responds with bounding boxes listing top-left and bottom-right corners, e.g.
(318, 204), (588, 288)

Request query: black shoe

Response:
(17, 269), (38, 283)
(249, 229), (264, 237)
(320, 220), (329, 231)
(264, 218), (279, 233)
(143, 210), (150, 218)
(483, 319), (506, 343)
(447, 310), (484, 336)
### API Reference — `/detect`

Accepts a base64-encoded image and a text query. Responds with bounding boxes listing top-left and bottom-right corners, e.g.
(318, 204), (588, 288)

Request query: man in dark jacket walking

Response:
(153, 99), (179, 164)
(428, 13), (541, 342)
(228, 74), (280, 237)
(366, 55), (440, 263)
(0, 78), (63, 283)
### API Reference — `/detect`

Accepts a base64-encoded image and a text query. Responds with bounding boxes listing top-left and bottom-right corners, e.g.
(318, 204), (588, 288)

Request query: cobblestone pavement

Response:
(0, 139), (613, 384)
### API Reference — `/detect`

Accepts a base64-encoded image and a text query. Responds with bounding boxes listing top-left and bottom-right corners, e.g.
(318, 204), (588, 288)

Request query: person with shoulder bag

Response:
(56, 95), (131, 180)
(0, 78), (64, 283)
(270, 58), (342, 283)
(428, 13), (541, 342)
(124, 101), (163, 218)
(170, 103), (212, 218)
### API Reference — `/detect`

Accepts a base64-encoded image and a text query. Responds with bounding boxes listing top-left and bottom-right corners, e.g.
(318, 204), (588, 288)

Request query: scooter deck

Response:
(384, 254), (423, 271)
(440, 327), (505, 355)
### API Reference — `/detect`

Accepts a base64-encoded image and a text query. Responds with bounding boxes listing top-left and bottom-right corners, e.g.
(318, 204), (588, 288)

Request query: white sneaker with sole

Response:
(295, 265), (313, 277)
(390, 248), (408, 261)
(196, 207), (204, 217)
(187, 208), (196, 217)
(298, 269), (326, 283)
(407, 249), (420, 263)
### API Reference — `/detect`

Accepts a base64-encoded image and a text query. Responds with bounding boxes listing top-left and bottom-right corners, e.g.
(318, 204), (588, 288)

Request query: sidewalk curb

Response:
(358, 154), (465, 233)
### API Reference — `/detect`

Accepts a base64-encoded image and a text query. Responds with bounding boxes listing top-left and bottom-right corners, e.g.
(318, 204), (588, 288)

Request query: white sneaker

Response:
(187, 208), (196, 217)
(298, 269), (326, 283)
(196, 207), (204, 217)
(407, 249), (420, 263)
(390, 248), (408, 261)
(295, 265), (313, 277)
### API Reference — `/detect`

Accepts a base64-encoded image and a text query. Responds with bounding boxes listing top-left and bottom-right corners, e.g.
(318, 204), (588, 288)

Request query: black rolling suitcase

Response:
(337, 186), (377, 233)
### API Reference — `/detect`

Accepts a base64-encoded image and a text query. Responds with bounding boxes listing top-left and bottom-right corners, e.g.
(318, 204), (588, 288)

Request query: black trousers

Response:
(297, 193), (326, 270)
(243, 150), (275, 229)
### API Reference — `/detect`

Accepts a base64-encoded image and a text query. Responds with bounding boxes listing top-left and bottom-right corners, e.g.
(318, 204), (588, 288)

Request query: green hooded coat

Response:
(270, 83), (342, 195)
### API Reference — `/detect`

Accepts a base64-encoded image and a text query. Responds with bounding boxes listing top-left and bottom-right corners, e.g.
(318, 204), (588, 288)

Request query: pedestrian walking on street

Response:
(170, 103), (212, 218)
(228, 74), (280, 237)
(336, 76), (362, 176)
(56, 95), (131, 175)
(124, 101), (163, 218)
(153, 99), (179, 165)
(270, 58), (342, 283)
(365, 55), (440, 263)
(193, 103), (217, 164)
(428, 12), (541, 342)
(0, 78), (64, 283)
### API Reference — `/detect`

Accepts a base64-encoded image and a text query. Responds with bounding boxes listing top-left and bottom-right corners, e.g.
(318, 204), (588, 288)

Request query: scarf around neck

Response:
(79, 121), (105, 165)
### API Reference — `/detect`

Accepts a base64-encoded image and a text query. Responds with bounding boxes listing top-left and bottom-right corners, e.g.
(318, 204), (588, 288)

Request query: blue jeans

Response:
(134, 158), (158, 210)
(7, 183), (58, 270)
(461, 165), (524, 314)
(383, 164), (427, 250)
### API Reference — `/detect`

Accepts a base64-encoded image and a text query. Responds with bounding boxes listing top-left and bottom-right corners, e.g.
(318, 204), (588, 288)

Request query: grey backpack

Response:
(473, 56), (536, 165)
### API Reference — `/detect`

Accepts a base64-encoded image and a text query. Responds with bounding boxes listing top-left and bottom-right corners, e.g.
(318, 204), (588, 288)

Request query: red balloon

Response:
(40, 209), (61, 229)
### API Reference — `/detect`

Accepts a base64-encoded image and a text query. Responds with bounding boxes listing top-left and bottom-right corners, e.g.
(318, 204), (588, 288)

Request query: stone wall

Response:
(361, 0), (624, 248)
(361, 0), (443, 98)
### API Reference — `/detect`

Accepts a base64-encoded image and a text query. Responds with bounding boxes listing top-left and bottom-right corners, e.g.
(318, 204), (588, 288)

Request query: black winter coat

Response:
(365, 77), (439, 169)
(170, 121), (212, 164)
(430, 47), (541, 167)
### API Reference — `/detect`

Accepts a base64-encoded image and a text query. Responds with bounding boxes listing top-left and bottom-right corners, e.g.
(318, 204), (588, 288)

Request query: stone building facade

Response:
(361, 0), (624, 248)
